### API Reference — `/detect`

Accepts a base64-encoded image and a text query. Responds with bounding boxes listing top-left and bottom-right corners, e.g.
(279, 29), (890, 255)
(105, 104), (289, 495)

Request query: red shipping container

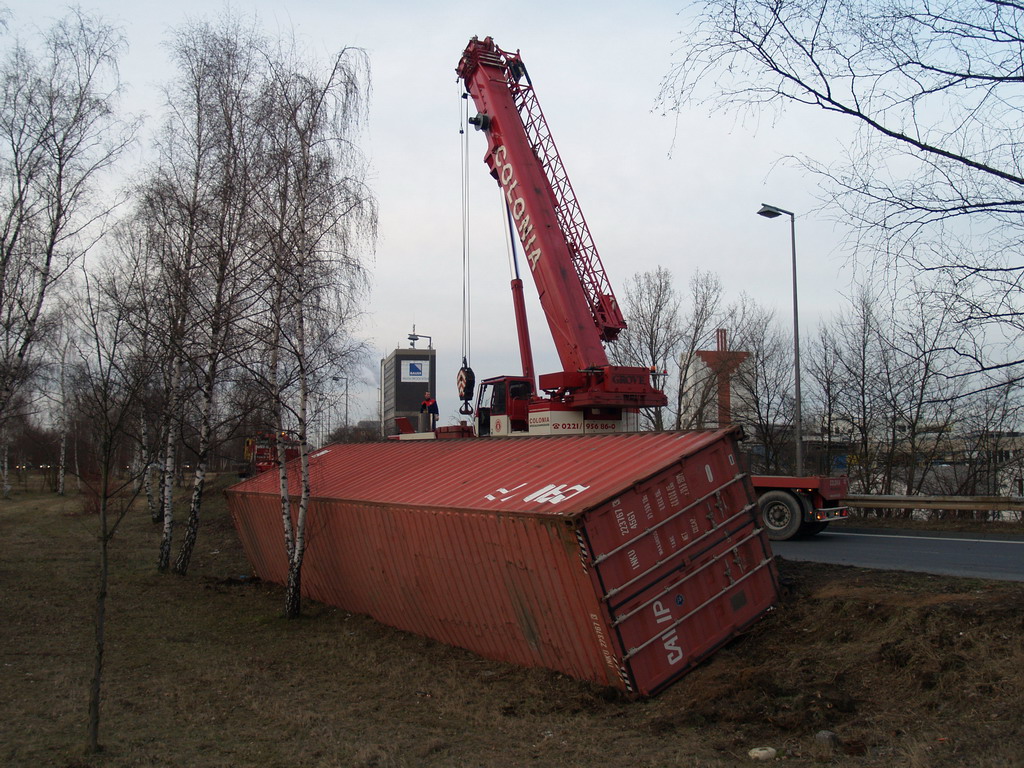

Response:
(226, 429), (778, 696)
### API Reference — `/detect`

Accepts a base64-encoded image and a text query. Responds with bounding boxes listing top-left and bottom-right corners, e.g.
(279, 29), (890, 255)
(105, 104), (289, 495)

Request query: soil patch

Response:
(2, 483), (1022, 767)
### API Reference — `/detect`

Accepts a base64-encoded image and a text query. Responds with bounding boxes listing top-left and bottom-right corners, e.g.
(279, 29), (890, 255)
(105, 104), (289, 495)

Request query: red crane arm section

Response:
(457, 37), (626, 374)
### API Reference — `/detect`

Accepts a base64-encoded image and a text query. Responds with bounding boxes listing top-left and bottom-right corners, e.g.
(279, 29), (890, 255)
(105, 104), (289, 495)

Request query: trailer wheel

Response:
(795, 495), (829, 537)
(757, 490), (803, 541)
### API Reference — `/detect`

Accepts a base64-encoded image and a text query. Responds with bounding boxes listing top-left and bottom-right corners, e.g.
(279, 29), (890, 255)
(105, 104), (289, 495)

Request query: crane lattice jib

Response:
(458, 38), (627, 357)
(507, 74), (625, 342)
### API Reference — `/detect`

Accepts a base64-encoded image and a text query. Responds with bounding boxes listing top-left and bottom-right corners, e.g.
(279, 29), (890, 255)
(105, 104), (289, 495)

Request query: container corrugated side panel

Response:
(230, 492), (623, 687)
(225, 429), (774, 693)
(228, 493), (289, 584)
(580, 431), (779, 695)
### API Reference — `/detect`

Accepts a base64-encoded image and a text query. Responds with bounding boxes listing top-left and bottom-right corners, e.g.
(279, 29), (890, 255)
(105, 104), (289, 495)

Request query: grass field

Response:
(2, 476), (1023, 767)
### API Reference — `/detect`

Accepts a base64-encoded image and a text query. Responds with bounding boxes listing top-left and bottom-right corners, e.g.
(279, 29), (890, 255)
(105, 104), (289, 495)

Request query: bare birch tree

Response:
(807, 279), (981, 497)
(38, 315), (77, 496)
(820, 287), (890, 492)
(728, 295), (795, 473)
(880, 284), (964, 496)
(0, 9), (135, 434)
(166, 18), (266, 577)
(662, 0), (1024, 384)
(132, 176), (195, 568)
(805, 322), (844, 474)
(72, 261), (153, 754)
(106, 213), (176, 524)
(133, 15), (267, 573)
(254, 39), (375, 618)
(609, 266), (686, 430)
(675, 270), (726, 430)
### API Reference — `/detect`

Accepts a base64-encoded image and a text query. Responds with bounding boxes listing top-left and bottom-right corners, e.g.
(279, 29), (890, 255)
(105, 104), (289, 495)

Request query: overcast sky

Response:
(19, 0), (856, 428)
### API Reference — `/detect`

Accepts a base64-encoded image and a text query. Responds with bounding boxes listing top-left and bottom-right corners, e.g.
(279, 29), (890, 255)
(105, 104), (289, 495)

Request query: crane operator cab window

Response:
(475, 377), (533, 436)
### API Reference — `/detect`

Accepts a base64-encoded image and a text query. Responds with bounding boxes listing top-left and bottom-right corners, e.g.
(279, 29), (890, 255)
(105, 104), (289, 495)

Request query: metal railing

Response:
(843, 494), (1024, 512)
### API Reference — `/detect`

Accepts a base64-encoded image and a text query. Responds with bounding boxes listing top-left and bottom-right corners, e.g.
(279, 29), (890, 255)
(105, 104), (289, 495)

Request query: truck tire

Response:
(757, 490), (803, 541)
(795, 494), (829, 537)
(798, 520), (829, 537)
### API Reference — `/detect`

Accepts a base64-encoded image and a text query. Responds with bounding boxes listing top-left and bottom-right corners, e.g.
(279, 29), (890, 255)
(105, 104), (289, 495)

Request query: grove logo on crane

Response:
(492, 145), (542, 271)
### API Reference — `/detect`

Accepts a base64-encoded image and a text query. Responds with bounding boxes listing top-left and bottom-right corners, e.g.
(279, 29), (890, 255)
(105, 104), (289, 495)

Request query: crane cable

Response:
(458, 86), (476, 413)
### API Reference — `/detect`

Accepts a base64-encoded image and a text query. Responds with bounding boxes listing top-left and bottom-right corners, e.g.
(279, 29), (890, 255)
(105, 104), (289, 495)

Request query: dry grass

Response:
(2, 477), (1022, 767)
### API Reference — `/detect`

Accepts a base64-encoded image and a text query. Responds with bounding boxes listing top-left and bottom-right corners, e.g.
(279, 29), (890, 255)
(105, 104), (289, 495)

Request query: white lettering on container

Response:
(654, 488), (667, 512)
(653, 600), (672, 623)
(666, 482), (679, 509)
(487, 480), (589, 504)
(652, 530), (664, 557)
(523, 483), (589, 504)
(661, 629), (684, 665)
(590, 613), (616, 672)
(652, 601), (684, 665)
(484, 483), (528, 501)
(615, 507), (629, 537)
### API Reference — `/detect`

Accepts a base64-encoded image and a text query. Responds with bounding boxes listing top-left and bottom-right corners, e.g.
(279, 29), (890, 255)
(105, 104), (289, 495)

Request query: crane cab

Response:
(475, 374), (640, 436)
(475, 376), (533, 436)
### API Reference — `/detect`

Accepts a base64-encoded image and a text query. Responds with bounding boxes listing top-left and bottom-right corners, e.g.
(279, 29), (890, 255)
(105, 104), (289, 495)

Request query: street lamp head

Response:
(757, 203), (792, 219)
(407, 328), (432, 349)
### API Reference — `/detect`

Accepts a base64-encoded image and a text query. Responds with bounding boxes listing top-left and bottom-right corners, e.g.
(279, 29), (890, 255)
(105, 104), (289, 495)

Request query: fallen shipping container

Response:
(226, 429), (779, 696)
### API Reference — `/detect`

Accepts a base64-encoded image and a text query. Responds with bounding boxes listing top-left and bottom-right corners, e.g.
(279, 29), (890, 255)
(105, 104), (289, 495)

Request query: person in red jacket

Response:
(420, 391), (439, 429)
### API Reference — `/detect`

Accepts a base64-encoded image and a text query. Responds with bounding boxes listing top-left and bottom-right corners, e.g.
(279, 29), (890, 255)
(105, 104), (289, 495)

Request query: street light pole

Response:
(757, 203), (803, 476)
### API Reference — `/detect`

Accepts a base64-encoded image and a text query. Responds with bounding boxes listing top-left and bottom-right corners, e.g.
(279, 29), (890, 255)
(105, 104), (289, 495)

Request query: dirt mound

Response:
(650, 559), (1024, 764)
(2, 492), (1023, 767)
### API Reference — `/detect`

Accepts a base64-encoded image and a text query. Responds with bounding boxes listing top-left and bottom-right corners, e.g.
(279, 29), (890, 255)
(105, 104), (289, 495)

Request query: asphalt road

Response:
(771, 527), (1024, 582)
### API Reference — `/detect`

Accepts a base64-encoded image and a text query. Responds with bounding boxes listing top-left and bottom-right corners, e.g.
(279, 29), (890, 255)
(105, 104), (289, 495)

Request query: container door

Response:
(580, 434), (779, 695)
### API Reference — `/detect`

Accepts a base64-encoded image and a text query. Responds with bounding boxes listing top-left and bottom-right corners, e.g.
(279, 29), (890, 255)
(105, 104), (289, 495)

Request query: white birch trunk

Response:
(268, 276), (294, 564)
(74, 427), (81, 492)
(157, 357), (182, 572)
(1, 429), (9, 500)
(173, 373), (216, 576)
(87, 472), (111, 753)
(285, 277), (309, 619)
(57, 341), (69, 496)
(141, 413), (158, 521)
(57, 428), (67, 497)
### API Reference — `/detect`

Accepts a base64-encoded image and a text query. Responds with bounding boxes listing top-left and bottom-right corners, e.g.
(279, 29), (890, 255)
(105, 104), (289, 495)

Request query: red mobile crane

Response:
(454, 37), (847, 539)
(241, 432), (300, 477)
(456, 36), (666, 437)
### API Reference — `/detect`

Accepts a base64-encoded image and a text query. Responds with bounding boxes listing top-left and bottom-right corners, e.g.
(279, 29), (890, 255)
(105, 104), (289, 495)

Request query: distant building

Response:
(380, 346), (436, 436)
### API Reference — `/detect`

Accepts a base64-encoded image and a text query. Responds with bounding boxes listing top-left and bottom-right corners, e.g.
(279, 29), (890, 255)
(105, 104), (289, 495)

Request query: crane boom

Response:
(457, 37), (625, 371)
(457, 36), (665, 426)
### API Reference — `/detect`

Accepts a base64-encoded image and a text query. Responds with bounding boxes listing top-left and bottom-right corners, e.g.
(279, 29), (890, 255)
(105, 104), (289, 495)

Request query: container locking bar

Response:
(620, 555), (774, 662)
(591, 473), (748, 567)
(610, 527), (764, 628)
(599, 503), (757, 604)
